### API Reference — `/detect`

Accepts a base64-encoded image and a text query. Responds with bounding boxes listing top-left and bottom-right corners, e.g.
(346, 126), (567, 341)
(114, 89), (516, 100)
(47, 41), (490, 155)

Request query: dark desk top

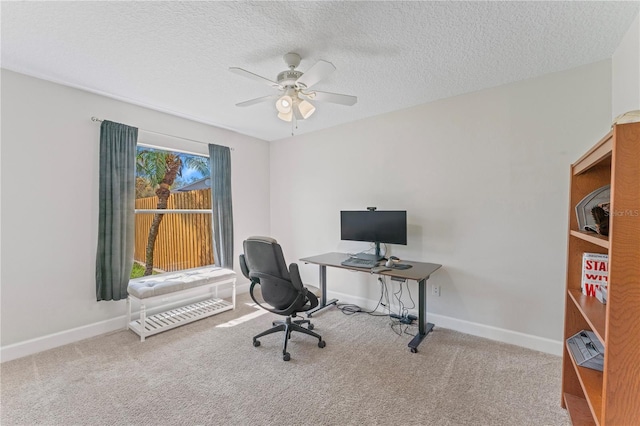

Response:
(300, 252), (442, 282)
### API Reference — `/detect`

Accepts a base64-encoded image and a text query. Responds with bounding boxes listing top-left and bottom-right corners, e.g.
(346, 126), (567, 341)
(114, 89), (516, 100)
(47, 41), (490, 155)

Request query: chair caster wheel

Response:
(410, 347), (417, 353)
(253, 340), (261, 347)
(283, 352), (291, 361)
(308, 323), (314, 330)
(318, 340), (326, 348)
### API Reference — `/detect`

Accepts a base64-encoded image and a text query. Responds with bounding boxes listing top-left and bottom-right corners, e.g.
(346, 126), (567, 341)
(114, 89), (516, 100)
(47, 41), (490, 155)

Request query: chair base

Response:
(253, 315), (325, 361)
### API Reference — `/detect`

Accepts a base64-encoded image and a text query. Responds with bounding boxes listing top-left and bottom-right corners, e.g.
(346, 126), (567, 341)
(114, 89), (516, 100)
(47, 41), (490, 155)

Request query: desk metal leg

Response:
(307, 265), (338, 317)
(408, 277), (434, 353)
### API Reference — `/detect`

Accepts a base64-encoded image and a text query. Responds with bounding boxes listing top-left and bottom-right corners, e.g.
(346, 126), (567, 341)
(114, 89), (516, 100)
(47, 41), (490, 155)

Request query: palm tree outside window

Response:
(133, 146), (213, 277)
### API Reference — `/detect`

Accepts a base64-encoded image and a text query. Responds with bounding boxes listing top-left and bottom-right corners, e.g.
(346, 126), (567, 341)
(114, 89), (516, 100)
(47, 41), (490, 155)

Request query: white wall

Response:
(0, 58), (617, 359)
(612, 13), (640, 118)
(0, 70), (269, 355)
(270, 61), (612, 354)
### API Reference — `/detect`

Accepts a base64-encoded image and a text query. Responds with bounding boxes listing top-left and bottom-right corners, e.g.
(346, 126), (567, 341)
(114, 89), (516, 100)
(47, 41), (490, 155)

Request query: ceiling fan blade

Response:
(235, 94), (279, 107)
(296, 60), (335, 89)
(229, 67), (281, 88)
(302, 90), (357, 106)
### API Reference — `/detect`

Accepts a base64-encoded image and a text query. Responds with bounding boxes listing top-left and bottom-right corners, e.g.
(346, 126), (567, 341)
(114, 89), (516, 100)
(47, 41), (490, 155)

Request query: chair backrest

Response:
(241, 236), (299, 310)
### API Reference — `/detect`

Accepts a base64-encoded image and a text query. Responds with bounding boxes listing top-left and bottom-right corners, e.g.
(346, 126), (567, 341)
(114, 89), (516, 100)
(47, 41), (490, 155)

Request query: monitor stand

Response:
(353, 242), (384, 261)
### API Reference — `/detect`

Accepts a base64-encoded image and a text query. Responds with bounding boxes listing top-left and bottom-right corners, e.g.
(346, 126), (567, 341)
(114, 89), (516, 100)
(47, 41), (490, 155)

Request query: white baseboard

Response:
(2, 283), (561, 363)
(0, 316), (127, 363)
(329, 290), (563, 356)
(426, 313), (563, 356)
(1, 283), (250, 363)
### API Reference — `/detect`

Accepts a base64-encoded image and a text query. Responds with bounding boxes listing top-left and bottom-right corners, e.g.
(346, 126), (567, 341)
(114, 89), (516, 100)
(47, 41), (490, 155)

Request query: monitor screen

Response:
(340, 210), (407, 245)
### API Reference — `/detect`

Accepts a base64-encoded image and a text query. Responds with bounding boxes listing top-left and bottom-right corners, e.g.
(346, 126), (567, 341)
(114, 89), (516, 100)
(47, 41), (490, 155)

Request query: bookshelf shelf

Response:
(567, 289), (606, 343)
(563, 393), (596, 426)
(569, 230), (609, 249)
(565, 341), (603, 423)
(561, 122), (640, 425)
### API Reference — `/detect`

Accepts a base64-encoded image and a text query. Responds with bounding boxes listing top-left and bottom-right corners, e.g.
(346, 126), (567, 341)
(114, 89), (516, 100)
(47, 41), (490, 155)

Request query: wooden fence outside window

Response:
(134, 189), (214, 272)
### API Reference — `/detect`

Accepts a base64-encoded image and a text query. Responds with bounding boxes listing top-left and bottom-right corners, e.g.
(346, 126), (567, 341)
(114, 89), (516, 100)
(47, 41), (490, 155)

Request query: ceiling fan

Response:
(229, 52), (357, 123)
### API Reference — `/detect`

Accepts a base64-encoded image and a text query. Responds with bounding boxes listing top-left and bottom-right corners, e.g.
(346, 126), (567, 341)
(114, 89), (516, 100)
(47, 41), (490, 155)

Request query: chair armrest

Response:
(249, 271), (306, 315)
(288, 263), (306, 293)
(249, 280), (298, 316)
(289, 263), (318, 310)
(304, 290), (319, 310)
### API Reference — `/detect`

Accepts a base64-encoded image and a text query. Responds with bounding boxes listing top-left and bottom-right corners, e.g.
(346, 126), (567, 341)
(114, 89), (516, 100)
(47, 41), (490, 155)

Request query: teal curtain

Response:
(96, 121), (138, 301)
(208, 144), (234, 269)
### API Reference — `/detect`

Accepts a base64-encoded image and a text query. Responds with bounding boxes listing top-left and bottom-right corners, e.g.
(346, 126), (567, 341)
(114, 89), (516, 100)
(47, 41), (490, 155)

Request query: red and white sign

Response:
(582, 253), (609, 297)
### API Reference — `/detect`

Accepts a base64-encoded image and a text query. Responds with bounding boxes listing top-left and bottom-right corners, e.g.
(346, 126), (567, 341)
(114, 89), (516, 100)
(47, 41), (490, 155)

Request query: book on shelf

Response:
(566, 330), (604, 371)
(581, 252), (608, 298)
(596, 285), (607, 304)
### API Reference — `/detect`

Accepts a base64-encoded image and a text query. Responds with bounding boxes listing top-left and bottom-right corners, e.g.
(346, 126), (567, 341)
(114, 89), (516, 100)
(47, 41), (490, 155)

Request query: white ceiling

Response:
(2, 1), (638, 141)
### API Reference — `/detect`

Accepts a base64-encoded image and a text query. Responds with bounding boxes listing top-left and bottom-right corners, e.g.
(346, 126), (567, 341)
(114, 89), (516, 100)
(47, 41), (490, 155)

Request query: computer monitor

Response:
(340, 210), (407, 260)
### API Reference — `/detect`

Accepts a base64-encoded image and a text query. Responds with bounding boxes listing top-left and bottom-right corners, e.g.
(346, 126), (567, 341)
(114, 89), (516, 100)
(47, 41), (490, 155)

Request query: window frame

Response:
(133, 143), (214, 274)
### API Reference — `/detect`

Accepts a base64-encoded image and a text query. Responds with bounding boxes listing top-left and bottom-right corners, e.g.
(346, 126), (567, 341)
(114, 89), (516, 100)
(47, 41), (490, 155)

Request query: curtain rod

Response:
(91, 117), (234, 150)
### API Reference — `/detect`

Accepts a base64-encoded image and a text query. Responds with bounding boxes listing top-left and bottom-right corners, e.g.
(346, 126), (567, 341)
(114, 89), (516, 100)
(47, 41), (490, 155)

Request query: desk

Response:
(300, 252), (442, 353)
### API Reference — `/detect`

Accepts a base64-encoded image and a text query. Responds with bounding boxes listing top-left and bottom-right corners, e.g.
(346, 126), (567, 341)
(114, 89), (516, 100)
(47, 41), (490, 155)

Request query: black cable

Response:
(388, 317), (418, 337)
(336, 303), (364, 315)
(385, 279), (421, 336)
(400, 281), (416, 317)
(336, 277), (387, 316)
(392, 280), (405, 318)
(336, 276), (420, 338)
(336, 277), (399, 317)
(404, 280), (416, 311)
(368, 277), (394, 317)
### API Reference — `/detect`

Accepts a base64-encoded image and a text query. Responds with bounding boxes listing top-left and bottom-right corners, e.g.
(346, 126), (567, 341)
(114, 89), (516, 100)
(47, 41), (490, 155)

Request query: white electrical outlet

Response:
(432, 285), (440, 297)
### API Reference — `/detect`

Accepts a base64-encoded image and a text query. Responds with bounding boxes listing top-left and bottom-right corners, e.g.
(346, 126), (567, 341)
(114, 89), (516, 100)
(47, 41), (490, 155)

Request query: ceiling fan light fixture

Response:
(276, 95), (292, 113)
(231, 52), (356, 128)
(297, 99), (316, 119)
(277, 110), (293, 122)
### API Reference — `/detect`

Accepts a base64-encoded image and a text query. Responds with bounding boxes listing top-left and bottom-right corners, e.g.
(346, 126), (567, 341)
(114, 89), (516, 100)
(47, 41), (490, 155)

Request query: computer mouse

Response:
(385, 256), (400, 267)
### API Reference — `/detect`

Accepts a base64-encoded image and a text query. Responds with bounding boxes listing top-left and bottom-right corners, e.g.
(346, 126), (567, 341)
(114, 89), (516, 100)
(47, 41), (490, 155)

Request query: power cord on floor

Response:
(337, 276), (419, 338)
(336, 277), (388, 316)
(380, 277), (418, 337)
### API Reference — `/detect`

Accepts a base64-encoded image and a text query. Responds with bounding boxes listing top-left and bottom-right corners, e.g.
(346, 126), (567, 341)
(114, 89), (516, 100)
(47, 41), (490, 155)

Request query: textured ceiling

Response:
(2, 1), (638, 141)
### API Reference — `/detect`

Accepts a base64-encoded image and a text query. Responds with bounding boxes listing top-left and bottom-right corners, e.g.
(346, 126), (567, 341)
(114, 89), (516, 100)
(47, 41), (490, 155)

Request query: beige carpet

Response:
(1, 293), (569, 425)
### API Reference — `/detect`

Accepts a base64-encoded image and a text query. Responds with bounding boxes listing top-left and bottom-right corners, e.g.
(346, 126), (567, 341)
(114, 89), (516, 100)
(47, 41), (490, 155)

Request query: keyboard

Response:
(340, 258), (378, 268)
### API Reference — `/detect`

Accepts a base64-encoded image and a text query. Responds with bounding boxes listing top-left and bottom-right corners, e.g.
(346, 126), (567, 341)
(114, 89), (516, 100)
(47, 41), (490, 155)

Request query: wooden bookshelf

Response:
(563, 393), (596, 426)
(561, 122), (640, 425)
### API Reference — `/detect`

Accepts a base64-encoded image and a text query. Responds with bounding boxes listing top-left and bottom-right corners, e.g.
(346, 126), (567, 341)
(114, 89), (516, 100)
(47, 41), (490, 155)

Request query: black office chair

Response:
(239, 236), (326, 361)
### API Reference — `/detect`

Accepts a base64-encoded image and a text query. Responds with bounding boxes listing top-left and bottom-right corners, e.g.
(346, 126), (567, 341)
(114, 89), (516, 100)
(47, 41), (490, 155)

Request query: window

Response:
(133, 146), (213, 278)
